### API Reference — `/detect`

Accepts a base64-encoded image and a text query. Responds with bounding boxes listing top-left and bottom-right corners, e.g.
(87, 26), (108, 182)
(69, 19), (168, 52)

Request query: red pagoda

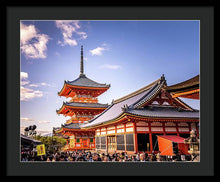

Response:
(55, 46), (110, 151)
(55, 46), (199, 155)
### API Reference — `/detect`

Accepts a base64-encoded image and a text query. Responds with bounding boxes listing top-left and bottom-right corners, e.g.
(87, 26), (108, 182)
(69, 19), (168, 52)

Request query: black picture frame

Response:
(4, 2), (214, 176)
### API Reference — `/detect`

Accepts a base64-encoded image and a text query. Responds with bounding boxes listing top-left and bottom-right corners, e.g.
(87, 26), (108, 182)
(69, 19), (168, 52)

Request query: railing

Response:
(69, 97), (98, 103)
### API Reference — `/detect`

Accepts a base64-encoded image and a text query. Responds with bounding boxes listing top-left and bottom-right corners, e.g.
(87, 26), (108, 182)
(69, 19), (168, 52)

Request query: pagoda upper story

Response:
(58, 46), (110, 102)
(57, 46), (110, 124)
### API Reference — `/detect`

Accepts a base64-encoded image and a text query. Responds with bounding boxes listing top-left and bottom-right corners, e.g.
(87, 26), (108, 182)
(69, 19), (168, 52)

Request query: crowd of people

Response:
(21, 150), (192, 162)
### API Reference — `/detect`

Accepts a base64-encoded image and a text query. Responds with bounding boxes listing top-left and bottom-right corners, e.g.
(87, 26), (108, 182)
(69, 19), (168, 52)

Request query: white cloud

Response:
(20, 71), (48, 101)
(29, 82), (52, 87)
(76, 31), (88, 39)
(40, 82), (51, 86)
(20, 72), (53, 101)
(20, 117), (35, 122)
(20, 23), (37, 45)
(20, 72), (30, 85)
(28, 83), (39, 87)
(90, 47), (106, 56)
(20, 86), (43, 101)
(55, 20), (87, 46)
(38, 120), (51, 124)
(20, 72), (28, 80)
(20, 22), (50, 59)
(90, 43), (109, 56)
(99, 64), (121, 70)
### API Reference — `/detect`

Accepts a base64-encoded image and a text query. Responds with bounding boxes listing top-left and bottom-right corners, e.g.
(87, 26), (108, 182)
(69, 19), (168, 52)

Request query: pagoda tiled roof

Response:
(62, 123), (81, 129)
(81, 75), (199, 128)
(56, 101), (109, 114)
(64, 102), (109, 108)
(65, 74), (110, 88)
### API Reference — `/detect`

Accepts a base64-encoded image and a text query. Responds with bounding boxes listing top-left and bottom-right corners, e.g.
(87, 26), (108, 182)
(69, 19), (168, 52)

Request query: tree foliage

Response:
(35, 135), (66, 152)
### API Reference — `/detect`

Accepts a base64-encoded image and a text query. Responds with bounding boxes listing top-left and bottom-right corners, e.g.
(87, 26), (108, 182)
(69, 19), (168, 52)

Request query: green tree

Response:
(35, 135), (66, 153)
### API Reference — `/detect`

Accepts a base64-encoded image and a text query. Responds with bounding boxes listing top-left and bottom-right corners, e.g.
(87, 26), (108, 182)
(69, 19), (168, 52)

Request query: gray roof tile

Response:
(81, 76), (199, 128)
(127, 106), (199, 118)
(64, 102), (109, 108)
(62, 123), (81, 129)
(81, 80), (158, 128)
(66, 74), (110, 88)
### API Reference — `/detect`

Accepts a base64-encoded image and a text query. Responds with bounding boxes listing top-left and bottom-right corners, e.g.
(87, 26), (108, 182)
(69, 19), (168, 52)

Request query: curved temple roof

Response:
(61, 123), (81, 129)
(165, 75), (199, 99)
(166, 75), (199, 92)
(64, 101), (109, 108)
(58, 74), (110, 97)
(56, 101), (109, 114)
(81, 75), (199, 128)
(65, 74), (110, 88)
(127, 106), (199, 119)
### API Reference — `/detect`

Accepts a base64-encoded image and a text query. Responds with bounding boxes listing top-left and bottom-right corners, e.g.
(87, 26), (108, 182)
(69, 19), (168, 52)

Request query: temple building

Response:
(55, 46), (199, 154)
(55, 46), (110, 151)
(79, 75), (199, 154)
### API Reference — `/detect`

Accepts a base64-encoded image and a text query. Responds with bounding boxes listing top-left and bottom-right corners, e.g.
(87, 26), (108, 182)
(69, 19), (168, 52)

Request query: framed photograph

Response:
(5, 3), (214, 176)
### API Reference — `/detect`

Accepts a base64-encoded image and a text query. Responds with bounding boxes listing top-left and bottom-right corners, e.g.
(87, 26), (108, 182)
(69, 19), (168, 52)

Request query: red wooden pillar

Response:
(188, 122), (191, 132)
(74, 134), (77, 149)
(106, 127), (108, 154)
(66, 137), (69, 145)
(162, 122), (166, 135)
(115, 125), (117, 152)
(124, 123), (126, 151)
(133, 122), (138, 153)
(176, 122), (179, 136)
(149, 122), (153, 152)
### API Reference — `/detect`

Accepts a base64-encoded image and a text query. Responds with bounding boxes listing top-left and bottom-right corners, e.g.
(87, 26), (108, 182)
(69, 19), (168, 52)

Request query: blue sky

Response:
(20, 20), (200, 135)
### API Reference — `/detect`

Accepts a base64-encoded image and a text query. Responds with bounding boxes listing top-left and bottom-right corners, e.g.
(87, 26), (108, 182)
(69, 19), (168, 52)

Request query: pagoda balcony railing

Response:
(65, 115), (94, 124)
(69, 97), (98, 103)
(68, 115), (94, 122)
(75, 115), (94, 118)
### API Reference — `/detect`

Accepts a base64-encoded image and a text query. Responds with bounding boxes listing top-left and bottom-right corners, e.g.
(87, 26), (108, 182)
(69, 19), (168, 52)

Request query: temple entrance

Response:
(137, 134), (150, 152)
(179, 133), (190, 139)
(107, 136), (116, 152)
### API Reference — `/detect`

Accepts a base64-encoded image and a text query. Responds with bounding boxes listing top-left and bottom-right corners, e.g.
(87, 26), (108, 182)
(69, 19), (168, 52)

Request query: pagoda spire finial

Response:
(80, 45), (84, 76)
